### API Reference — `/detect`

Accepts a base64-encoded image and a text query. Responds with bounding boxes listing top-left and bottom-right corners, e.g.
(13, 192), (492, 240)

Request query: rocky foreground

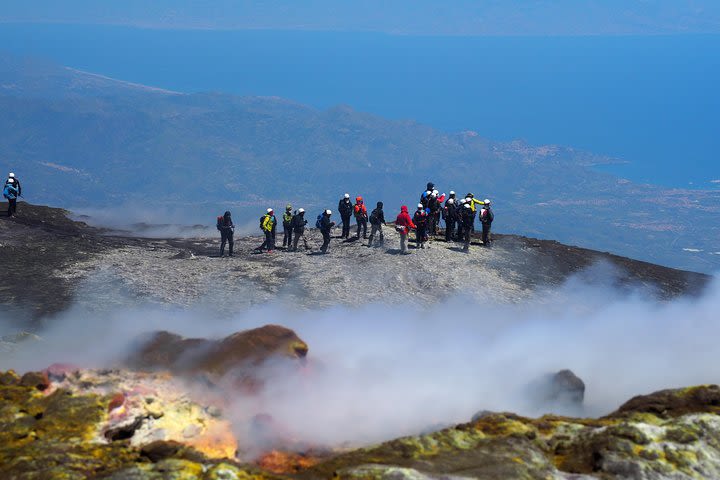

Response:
(1, 324), (720, 479)
(1, 204), (718, 479)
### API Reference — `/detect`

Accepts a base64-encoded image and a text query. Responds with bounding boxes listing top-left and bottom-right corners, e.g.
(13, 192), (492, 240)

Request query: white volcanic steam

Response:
(1, 268), (718, 450)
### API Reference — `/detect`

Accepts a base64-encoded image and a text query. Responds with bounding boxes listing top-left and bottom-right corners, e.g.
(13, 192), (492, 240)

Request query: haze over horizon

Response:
(2, 0), (720, 36)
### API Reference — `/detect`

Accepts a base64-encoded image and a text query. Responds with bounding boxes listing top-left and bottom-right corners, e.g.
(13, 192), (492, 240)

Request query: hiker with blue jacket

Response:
(5, 173), (21, 197)
(3, 178), (19, 218)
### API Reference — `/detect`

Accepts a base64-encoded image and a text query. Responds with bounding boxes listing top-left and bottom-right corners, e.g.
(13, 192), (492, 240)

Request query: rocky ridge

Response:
(0, 203), (709, 327)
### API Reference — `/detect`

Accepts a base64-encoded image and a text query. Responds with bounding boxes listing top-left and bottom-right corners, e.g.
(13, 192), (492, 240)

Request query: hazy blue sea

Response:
(1, 24), (718, 188)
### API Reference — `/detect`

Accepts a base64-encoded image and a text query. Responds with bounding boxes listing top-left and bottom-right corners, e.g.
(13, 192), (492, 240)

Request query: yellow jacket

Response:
(262, 214), (276, 232)
(468, 198), (485, 213)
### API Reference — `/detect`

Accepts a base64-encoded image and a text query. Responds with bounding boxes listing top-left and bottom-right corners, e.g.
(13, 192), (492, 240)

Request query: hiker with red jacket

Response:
(216, 211), (234, 257)
(395, 205), (416, 254)
(354, 196), (368, 239)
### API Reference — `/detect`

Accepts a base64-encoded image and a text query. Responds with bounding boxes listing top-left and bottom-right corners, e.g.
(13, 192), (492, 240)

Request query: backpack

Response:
(315, 214), (323, 229)
(259, 215), (266, 230)
(354, 204), (366, 218)
(216, 215), (223, 231)
(369, 209), (380, 225)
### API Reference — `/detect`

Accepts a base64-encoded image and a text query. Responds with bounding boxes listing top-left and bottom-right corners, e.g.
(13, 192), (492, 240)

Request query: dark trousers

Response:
(482, 224), (492, 245)
(457, 223), (463, 242)
(220, 230), (234, 256)
(259, 230), (275, 251)
(428, 213), (438, 235)
(356, 218), (368, 238)
(445, 219), (455, 241)
(340, 215), (351, 238)
(283, 225), (293, 247)
(321, 231), (331, 252)
(7, 199), (16, 217)
(292, 230), (309, 251)
(463, 223), (473, 249)
(368, 224), (384, 246)
(416, 225), (426, 246)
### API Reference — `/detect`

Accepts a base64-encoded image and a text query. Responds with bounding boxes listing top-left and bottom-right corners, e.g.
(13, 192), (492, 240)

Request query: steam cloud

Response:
(1, 269), (718, 451)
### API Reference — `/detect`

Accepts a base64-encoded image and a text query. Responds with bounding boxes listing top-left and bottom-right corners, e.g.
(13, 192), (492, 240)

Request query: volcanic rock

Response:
(611, 384), (720, 419)
(126, 324), (309, 380)
(19, 370), (50, 391)
(3, 371), (720, 479)
(0, 204), (710, 328)
(547, 369), (586, 405)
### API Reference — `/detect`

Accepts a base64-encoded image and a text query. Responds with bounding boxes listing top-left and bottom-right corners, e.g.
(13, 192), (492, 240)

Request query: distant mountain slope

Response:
(0, 55), (718, 273)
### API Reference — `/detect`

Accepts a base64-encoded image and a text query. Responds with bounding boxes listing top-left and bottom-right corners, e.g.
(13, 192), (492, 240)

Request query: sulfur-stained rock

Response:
(611, 385), (720, 419)
(6, 365), (720, 479)
(45, 362), (81, 381)
(19, 370), (51, 390)
(0, 370), (20, 386)
(335, 463), (475, 479)
(126, 325), (308, 380)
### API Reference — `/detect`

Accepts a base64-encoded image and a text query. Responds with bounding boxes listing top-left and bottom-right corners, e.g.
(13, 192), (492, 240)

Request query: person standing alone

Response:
(395, 205), (416, 254)
(3, 179), (18, 218)
(216, 211), (235, 257)
(368, 201), (385, 247)
(338, 193), (353, 239)
(319, 209), (336, 254)
(257, 208), (277, 253)
(354, 196), (368, 239)
(291, 208), (310, 251)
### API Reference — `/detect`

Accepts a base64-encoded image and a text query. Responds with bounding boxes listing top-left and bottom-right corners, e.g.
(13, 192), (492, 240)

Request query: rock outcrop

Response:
(126, 325), (309, 384)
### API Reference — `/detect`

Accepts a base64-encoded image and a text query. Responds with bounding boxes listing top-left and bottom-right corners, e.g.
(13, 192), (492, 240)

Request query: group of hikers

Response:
(2, 172), (21, 218)
(216, 182), (494, 256)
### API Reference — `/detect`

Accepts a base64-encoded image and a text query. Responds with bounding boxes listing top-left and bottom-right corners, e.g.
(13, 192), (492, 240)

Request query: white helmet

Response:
(417, 203), (423, 209)
(447, 198), (454, 204)
(465, 197), (472, 203)
(8, 173), (15, 178)
(7, 178), (14, 184)
(344, 193), (350, 199)
(267, 208), (273, 213)
(449, 190), (455, 195)
(484, 199), (491, 204)
(298, 208), (305, 213)
(464, 203), (471, 209)
(325, 209), (332, 215)
(459, 198), (466, 204)
(432, 189), (439, 195)
(425, 190), (431, 196)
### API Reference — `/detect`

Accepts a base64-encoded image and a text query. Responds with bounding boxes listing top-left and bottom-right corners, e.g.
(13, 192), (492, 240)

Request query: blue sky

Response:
(1, 0), (719, 35)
